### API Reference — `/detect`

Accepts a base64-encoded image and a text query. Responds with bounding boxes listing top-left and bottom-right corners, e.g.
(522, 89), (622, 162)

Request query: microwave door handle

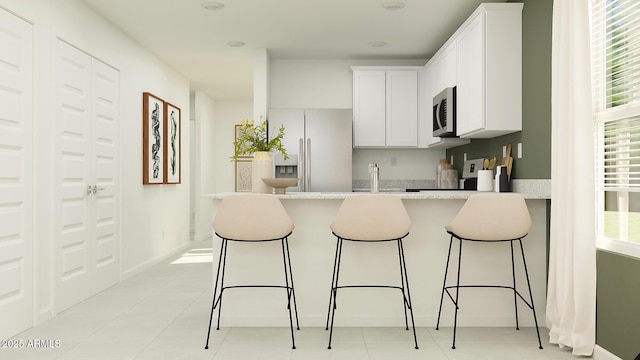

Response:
(436, 102), (446, 130)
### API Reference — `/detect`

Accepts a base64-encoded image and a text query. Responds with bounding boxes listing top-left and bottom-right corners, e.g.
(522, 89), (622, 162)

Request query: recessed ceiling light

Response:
(226, 41), (246, 47)
(201, 2), (224, 10)
(382, 2), (405, 10)
(368, 41), (387, 48)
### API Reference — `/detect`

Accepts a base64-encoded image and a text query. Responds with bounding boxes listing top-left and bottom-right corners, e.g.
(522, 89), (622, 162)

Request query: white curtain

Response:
(547, 0), (596, 356)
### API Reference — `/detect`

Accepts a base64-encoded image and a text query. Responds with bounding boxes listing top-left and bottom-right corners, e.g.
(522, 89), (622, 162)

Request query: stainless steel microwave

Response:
(433, 86), (456, 137)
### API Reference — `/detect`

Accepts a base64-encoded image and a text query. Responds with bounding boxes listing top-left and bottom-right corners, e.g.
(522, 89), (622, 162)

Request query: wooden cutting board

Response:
(502, 143), (513, 180)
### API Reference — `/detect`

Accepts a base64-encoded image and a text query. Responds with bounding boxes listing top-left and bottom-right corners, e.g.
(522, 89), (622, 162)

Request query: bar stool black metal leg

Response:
(215, 239), (229, 331)
(205, 238), (227, 349)
(452, 237), (463, 350)
(325, 237), (341, 330)
(398, 239), (419, 350)
(510, 240), (520, 330)
(327, 238), (344, 350)
(518, 239), (543, 350)
(436, 235), (455, 330)
(396, 240), (409, 331)
(280, 238), (296, 350)
(284, 237), (300, 330)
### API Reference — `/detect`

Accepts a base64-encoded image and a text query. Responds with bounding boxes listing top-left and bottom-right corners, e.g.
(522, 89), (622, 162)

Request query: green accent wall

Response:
(449, 2), (640, 359)
(596, 250), (640, 360)
(446, 0), (552, 179)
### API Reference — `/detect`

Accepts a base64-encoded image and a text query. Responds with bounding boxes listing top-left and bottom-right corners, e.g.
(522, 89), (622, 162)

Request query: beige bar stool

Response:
(204, 194), (299, 350)
(436, 193), (542, 349)
(326, 194), (418, 350)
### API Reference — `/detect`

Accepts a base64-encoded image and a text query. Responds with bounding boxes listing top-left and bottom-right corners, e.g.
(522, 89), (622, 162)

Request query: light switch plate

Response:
(517, 143), (523, 158)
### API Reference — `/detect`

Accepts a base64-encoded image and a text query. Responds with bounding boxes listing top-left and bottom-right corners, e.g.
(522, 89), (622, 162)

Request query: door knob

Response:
(87, 185), (106, 195)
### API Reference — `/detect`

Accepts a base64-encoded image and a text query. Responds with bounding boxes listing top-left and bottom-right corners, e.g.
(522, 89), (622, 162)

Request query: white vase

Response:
(251, 151), (273, 193)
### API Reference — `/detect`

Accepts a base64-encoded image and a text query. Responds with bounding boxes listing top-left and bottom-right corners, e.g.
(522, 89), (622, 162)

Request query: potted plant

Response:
(232, 116), (288, 161)
(232, 116), (288, 193)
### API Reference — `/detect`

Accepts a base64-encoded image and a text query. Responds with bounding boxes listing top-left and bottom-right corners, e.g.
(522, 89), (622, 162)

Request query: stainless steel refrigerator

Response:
(268, 108), (352, 192)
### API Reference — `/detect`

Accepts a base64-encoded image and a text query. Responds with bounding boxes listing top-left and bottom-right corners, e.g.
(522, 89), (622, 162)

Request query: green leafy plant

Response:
(232, 116), (288, 161)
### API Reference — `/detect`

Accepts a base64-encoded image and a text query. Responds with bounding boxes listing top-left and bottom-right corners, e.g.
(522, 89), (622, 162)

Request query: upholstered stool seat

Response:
(436, 193), (543, 350)
(326, 194), (418, 350)
(204, 194), (299, 350)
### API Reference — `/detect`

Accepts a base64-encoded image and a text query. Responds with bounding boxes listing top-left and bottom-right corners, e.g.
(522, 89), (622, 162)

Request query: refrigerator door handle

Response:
(306, 138), (311, 192)
(298, 138), (305, 192)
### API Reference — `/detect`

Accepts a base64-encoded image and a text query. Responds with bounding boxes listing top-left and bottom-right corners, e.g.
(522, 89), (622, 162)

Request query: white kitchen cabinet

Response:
(434, 41), (457, 91)
(352, 67), (420, 147)
(422, 41), (470, 149)
(352, 70), (386, 146)
(455, 3), (522, 138)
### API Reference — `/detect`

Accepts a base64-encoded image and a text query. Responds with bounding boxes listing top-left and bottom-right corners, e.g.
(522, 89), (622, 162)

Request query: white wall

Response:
(191, 93), (253, 239)
(269, 58), (445, 181)
(0, 0), (191, 324)
(212, 101), (254, 191)
(270, 59), (428, 109)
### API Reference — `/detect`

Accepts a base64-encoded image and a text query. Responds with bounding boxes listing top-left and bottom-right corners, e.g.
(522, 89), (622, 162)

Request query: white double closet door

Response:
(54, 40), (120, 313)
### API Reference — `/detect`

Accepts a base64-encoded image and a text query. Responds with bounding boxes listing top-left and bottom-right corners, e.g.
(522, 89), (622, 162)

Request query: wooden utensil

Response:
(483, 159), (490, 170)
(488, 156), (497, 170)
(502, 143), (512, 166)
(502, 143), (513, 180)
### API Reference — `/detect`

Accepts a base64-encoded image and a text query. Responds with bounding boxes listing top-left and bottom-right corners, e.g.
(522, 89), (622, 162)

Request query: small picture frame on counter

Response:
(235, 158), (252, 192)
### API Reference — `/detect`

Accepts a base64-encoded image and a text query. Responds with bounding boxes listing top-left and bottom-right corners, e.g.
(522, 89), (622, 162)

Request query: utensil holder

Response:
(477, 170), (493, 192)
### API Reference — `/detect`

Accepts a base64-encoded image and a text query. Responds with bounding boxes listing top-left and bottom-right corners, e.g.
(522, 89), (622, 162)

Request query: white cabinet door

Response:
(352, 68), (419, 147)
(456, 13), (485, 137)
(0, 8), (33, 339)
(441, 41), (458, 89)
(386, 71), (418, 147)
(455, 4), (522, 138)
(353, 71), (386, 147)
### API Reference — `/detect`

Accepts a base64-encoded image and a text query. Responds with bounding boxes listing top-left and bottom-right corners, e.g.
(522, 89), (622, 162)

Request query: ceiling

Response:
(80, 0), (507, 101)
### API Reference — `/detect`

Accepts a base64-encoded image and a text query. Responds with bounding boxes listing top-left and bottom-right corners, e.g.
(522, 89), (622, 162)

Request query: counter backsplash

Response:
(352, 178), (551, 198)
(352, 179), (436, 192)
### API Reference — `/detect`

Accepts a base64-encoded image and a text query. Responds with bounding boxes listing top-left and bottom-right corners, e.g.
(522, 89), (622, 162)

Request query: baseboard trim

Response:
(193, 231), (213, 242)
(121, 241), (192, 281)
(593, 345), (622, 360)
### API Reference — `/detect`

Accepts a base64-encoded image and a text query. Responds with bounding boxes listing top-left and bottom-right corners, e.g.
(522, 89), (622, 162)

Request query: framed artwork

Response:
(142, 92), (164, 184)
(235, 124), (252, 156)
(235, 158), (252, 192)
(164, 102), (181, 184)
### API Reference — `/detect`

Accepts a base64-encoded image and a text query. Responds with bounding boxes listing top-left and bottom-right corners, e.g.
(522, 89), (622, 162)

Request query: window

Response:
(593, 0), (640, 257)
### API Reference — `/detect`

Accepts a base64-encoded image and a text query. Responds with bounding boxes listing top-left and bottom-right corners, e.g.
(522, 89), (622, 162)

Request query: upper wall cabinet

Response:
(422, 41), (470, 149)
(351, 66), (422, 148)
(455, 3), (523, 138)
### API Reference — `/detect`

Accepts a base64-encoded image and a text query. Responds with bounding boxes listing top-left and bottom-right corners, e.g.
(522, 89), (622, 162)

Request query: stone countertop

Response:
(203, 180), (551, 200)
(203, 190), (549, 200)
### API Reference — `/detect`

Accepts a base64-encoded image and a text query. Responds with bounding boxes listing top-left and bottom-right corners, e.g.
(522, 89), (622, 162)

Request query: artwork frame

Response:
(142, 92), (165, 184)
(235, 157), (252, 192)
(164, 102), (181, 184)
(235, 124), (252, 156)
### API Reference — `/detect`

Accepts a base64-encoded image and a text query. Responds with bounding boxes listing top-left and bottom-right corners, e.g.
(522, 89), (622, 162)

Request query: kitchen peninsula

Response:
(203, 189), (549, 329)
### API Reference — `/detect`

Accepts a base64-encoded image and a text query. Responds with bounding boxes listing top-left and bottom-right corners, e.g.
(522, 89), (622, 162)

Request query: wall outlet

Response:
(502, 145), (507, 158)
(463, 153), (467, 162)
(390, 156), (397, 167)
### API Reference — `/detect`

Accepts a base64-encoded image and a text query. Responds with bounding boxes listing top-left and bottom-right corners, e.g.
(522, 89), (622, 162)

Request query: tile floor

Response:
(4, 241), (577, 360)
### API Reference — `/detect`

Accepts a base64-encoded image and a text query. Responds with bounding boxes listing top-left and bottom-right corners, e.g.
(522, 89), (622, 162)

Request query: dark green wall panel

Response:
(447, 0), (552, 179)
(596, 250), (640, 360)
